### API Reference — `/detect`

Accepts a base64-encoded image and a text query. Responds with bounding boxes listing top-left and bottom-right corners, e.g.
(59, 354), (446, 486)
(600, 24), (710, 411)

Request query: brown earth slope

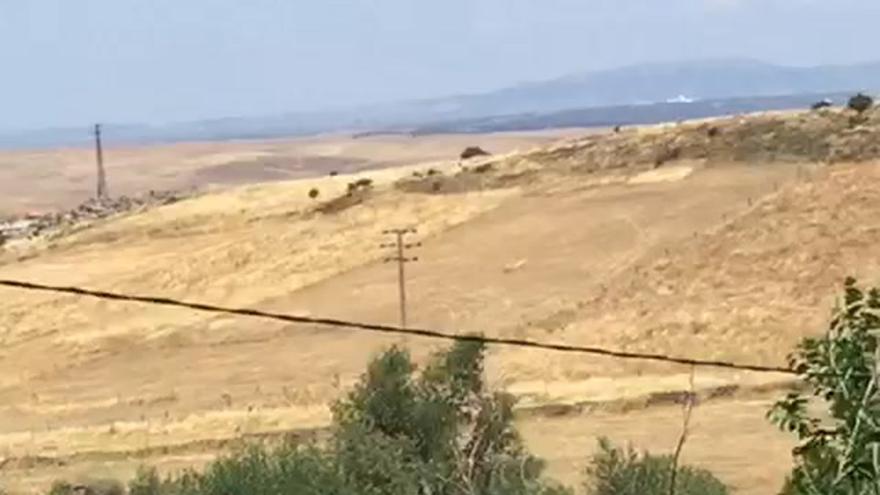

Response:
(0, 129), (586, 215)
(0, 108), (879, 494)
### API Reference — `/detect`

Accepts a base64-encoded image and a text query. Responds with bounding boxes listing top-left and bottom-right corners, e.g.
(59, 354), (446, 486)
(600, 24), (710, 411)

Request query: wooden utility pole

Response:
(94, 123), (108, 201)
(381, 228), (420, 328)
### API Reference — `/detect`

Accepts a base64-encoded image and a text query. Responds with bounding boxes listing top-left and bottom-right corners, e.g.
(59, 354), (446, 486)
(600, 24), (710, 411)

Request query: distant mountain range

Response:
(408, 91), (857, 135)
(2, 59), (879, 149)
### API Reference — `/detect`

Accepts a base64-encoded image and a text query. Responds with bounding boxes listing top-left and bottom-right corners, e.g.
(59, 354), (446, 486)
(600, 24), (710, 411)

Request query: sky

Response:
(2, 0), (879, 131)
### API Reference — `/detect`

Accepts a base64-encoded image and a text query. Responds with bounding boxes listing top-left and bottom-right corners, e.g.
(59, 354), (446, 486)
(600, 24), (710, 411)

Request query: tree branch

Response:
(669, 366), (696, 495)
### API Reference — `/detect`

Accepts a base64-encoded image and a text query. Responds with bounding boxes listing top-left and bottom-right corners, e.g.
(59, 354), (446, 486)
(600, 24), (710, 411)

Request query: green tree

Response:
(584, 438), (728, 495)
(109, 339), (566, 495)
(848, 93), (874, 114)
(768, 278), (880, 494)
(126, 443), (355, 495)
(128, 467), (163, 495)
(332, 339), (568, 495)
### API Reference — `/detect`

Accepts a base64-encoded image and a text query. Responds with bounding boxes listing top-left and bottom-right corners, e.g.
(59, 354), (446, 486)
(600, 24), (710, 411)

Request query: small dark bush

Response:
(47, 481), (73, 495)
(308, 188), (320, 199)
(654, 146), (681, 167)
(847, 93), (874, 114)
(128, 467), (162, 495)
(48, 479), (125, 495)
(346, 178), (373, 194)
(460, 146), (491, 160)
(329, 171), (339, 177)
(585, 438), (729, 495)
(848, 114), (867, 129)
(426, 168), (441, 176)
(473, 163), (494, 174)
(706, 126), (720, 138)
(811, 99), (833, 110)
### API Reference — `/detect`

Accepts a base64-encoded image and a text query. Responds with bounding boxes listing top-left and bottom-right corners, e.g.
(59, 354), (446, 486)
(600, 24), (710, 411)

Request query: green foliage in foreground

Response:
(50, 339), (733, 495)
(769, 278), (880, 495)
(106, 340), (570, 495)
(584, 438), (728, 495)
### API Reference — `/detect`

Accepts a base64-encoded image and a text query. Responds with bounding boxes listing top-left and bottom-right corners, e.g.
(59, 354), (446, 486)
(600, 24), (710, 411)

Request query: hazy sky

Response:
(2, 0), (878, 131)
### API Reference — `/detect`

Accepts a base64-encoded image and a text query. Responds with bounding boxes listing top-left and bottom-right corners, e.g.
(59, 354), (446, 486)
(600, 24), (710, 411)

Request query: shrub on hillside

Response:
(847, 93), (874, 114)
(48, 479), (125, 495)
(47, 481), (74, 495)
(460, 146), (491, 160)
(123, 443), (354, 495)
(769, 278), (880, 495)
(332, 340), (569, 495)
(584, 438), (729, 495)
(308, 188), (320, 199)
(128, 467), (162, 495)
(346, 177), (374, 195)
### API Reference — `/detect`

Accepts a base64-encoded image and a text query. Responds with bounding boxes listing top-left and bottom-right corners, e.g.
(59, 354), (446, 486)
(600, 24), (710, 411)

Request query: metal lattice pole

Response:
(94, 123), (108, 201)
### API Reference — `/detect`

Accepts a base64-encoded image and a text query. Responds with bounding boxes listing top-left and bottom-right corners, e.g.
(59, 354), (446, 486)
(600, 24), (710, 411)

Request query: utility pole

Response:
(381, 228), (420, 328)
(94, 123), (108, 201)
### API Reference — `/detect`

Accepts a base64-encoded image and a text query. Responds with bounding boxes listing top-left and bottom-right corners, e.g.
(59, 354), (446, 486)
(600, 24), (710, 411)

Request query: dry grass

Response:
(2, 111), (879, 493)
(0, 129), (587, 215)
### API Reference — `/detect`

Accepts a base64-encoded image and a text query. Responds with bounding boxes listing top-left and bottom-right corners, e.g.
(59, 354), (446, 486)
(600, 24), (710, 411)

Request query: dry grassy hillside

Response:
(498, 162), (880, 382)
(0, 108), (879, 494)
(0, 129), (586, 215)
(519, 107), (880, 172)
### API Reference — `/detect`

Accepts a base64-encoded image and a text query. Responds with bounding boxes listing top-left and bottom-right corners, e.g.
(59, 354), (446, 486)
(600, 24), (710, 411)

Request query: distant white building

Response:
(666, 94), (696, 104)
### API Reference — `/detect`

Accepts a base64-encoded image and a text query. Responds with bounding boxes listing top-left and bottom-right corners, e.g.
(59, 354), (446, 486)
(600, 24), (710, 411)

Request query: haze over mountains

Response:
(4, 58), (880, 149)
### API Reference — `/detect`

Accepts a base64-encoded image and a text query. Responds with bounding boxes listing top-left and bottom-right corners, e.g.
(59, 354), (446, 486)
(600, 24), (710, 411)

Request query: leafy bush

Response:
(332, 340), (568, 495)
(584, 438), (729, 495)
(460, 146), (491, 160)
(123, 443), (353, 495)
(128, 467), (162, 495)
(47, 479), (125, 495)
(308, 188), (320, 199)
(195, 444), (351, 495)
(47, 481), (74, 495)
(354, 178), (373, 188)
(768, 278), (880, 495)
(847, 93), (874, 114)
(112, 339), (567, 495)
(346, 178), (374, 195)
(472, 163), (494, 174)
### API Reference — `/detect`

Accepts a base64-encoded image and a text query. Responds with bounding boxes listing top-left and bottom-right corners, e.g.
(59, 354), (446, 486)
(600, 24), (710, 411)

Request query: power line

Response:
(0, 278), (796, 375)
